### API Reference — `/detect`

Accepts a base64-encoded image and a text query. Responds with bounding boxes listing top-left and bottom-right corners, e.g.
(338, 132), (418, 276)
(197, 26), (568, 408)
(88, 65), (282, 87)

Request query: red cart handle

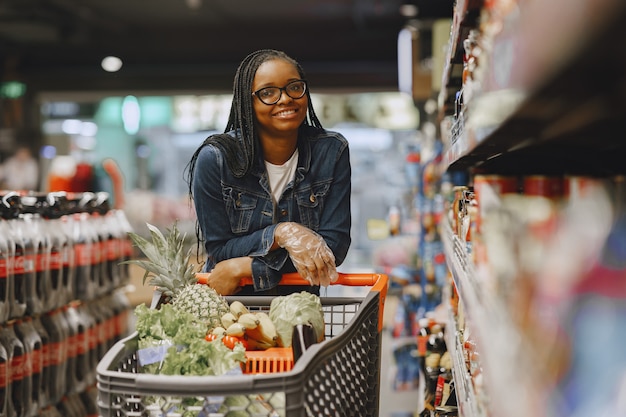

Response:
(196, 271), (382, 287)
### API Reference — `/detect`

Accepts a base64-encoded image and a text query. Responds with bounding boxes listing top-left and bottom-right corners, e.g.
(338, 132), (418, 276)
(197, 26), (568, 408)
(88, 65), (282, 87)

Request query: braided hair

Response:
(186, 49), (323, 187)
(185, 49), (324, 251)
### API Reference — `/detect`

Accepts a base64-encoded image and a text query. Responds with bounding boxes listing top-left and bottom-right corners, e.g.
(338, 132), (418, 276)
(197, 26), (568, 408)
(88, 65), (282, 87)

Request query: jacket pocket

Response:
(295, 181), (330, 230)
(223, 187), (258, 233)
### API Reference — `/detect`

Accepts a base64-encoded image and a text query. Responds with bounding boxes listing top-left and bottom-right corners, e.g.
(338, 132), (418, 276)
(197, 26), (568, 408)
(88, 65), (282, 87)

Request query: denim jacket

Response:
(192, 125), (351, 291)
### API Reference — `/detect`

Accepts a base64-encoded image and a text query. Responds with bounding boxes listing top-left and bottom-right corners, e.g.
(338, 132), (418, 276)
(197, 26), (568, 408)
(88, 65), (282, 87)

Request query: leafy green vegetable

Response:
(134, 303), (246, 376)
(134, 303), (263, 416)
(269, 291), (325, 347)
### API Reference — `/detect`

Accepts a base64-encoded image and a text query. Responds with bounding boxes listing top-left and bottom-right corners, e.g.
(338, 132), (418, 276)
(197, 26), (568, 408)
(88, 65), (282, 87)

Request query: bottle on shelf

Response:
(43, 192), (73, 312)
(14, 317), (42, 416)
(40, 308), (68, 406)
(30, 315), (50, 410)
(0, 330), (8, 416)
(0, 213), (13, 324)
(0, 321), (27, 417)
(69, 194), (99, 302)
(63, 302), (90, 394)
(19, 194), (50, 317)
(59, 306), (78, 396)
(2, 193), (27, 320)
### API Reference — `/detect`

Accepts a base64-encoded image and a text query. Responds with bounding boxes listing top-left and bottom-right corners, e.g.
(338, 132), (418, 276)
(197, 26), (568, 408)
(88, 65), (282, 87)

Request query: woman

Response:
(187, 49), (351, 295)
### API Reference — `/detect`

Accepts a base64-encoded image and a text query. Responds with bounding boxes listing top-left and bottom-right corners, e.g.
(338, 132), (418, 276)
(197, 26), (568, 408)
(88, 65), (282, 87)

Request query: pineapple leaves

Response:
(122, 221), (198, 294)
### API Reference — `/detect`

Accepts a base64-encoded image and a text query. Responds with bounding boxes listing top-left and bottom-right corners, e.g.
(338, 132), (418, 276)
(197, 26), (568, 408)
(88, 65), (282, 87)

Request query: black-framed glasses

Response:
(252, 80), (307, 105)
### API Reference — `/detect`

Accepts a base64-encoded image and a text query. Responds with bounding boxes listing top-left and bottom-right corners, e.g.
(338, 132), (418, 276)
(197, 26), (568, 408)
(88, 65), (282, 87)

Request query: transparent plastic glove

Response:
(274, 222), (338, 286)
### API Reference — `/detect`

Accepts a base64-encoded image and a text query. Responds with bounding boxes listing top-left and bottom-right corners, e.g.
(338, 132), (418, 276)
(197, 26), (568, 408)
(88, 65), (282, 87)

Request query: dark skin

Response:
(204, 58), (311, 295)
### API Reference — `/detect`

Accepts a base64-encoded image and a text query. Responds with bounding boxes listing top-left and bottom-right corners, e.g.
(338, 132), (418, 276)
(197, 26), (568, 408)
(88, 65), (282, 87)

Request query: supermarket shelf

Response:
(438, 1), (626, 416)
(439, 0), (484, 115)
(440, 220), (540, 417)
(443, 284), (485, 417)
(440, 0), (626, 176)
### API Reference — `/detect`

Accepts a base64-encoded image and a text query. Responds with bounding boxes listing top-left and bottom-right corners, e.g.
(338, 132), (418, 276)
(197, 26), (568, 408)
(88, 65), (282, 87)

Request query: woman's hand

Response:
(274, 222), (338, 287)
(206, 257), (253, 295)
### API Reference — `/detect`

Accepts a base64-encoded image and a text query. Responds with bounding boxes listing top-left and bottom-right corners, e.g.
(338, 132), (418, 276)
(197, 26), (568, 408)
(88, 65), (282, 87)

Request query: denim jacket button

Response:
(280, 209), (288, 216)
(309, 194), (316, 203)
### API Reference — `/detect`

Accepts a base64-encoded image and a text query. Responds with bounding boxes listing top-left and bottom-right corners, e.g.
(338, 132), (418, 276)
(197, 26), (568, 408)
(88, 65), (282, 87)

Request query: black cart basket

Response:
(96, 272), (388, 417)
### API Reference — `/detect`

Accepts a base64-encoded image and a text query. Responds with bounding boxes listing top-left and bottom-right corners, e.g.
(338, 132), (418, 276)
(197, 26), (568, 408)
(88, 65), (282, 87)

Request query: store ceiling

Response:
(0, 0), (453, 97)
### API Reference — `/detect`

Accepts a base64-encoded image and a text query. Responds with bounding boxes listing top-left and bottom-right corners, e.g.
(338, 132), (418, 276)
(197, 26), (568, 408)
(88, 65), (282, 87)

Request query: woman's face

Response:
(252, 59), (308, 138)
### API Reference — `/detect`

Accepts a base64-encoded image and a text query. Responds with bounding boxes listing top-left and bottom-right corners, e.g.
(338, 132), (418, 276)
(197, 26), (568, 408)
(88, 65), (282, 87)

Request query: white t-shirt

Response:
(265, 149), (299, 204)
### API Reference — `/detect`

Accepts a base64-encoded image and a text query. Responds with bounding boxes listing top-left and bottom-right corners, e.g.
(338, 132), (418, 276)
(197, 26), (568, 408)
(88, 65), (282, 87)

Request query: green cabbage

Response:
(269, 291), (325, 347)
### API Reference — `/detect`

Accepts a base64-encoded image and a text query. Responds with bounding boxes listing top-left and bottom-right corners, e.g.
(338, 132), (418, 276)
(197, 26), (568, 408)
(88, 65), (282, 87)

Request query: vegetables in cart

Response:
(214, 302), (280, 350)
(134, 303), (246, 375)
(269, 291), (325, 347)
(97, 272), (387, 417)
(134, 303), (251, 416)
(124, 222), (230, 330)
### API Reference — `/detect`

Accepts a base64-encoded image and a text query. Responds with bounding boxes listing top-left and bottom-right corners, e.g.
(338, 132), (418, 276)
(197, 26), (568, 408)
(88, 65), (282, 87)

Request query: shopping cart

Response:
(96, 272), (388, 417)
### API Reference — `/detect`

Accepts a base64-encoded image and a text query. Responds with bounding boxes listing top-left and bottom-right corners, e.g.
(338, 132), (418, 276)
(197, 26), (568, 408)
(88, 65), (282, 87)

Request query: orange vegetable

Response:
(205, 333), (248, 350)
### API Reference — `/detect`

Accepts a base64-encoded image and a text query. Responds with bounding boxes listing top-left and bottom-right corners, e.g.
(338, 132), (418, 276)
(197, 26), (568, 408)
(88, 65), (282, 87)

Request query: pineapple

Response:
(125, 222), (229, 330)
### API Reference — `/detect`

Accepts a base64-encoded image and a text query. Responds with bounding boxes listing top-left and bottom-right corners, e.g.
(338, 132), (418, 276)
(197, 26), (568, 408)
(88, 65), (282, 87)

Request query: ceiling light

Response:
(185, 0), (202, 10)
(101, 56), (123, 72)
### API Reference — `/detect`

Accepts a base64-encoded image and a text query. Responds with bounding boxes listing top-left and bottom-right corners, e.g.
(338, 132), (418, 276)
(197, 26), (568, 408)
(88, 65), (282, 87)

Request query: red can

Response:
(522, 175), (563, 198)
(474, 174), (519, 199)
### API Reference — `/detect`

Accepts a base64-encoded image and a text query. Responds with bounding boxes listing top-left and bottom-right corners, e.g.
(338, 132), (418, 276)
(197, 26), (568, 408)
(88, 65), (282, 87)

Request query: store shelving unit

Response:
(438, 0), (626, 416)
(441, 219), (542, 417)
(441, 275), (484, 417)
(440, 0), (626, 176)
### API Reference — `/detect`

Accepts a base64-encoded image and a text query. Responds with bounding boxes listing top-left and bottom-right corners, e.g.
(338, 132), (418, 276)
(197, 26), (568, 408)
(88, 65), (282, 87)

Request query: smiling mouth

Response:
(274, 109), (298, 117)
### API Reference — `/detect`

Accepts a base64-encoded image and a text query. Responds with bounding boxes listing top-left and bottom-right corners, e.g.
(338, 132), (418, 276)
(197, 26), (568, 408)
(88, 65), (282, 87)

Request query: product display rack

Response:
(442, 281), (483, 417)
(441, 219), (540, 417)
(437, 0), (626, 416)
(0, 191), (134, 417)
(440, 0), (626, 176)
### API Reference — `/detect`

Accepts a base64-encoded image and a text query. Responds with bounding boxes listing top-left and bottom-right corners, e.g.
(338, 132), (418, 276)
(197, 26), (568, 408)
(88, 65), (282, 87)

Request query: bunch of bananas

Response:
(210, 301), (279, 350)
